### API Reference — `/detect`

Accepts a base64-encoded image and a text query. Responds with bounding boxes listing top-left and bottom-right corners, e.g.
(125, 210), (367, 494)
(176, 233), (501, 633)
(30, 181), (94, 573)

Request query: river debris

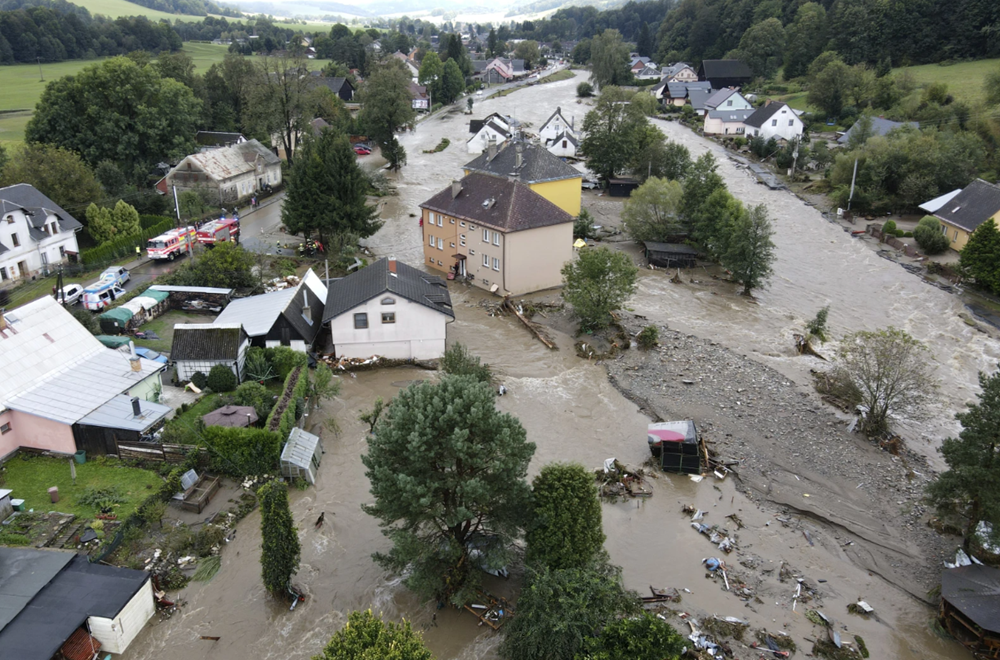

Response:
(793, 333), (827, 360)
(642, 585), (682, 603)
(700, 615), (749, 641)
(755, 629), (797, 652)
(478, 297), (560, 349)
(594, 458), (652, 500)
(846, 600), (874, 617)
(813, 636), (866, 660)
(463, 590), (512, 631)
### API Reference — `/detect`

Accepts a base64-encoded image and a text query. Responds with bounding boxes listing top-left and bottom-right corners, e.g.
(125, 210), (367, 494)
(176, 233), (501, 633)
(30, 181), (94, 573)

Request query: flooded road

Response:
(124, 72), (980, 660)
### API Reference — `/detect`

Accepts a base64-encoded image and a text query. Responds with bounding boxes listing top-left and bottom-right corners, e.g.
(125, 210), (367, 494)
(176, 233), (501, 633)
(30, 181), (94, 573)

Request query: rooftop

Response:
(699, 59), (754, 81)
(77, 394), (171, 432)
(178, 139), (280, 182)
(281, 427), (321, 467)
(0, 183), (83, 234)
(421, 172), (574, 235)
(171, 323), (246, 361)
(214, 288), (299, 337)
(744, 102), (795, 128)
(935, 179), (1000, 233)
(323, 258), (454, 323)
(464, 141), (582, 184)
(837, 117), (921, 144)
(942, 565), (1000, 632)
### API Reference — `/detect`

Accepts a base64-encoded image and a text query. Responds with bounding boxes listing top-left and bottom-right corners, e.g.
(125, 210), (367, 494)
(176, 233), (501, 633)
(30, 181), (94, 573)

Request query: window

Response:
(492, 258), (500, 271)
(953, 230), (959, 243)
(381, 297), (395, 305)
(460, 221), (466, 227)
(437, 237), (443, 249)
(0, 268), (7, 281)
(354, 313), (368, 329)
(483, 253), (489, 266)
(789, 120), (794, 126)
(470, 224), (476, 230)
(59, 246), (65, 258)
(469, 248), (475, 255)
(460, 239), (466, 247)
(562, 140), (567, 148)
(450, 218), (455, 224)
(429, 234), (435, 247)
(482, 278), (489, 285)
(429, 256), (435, 263)
(4, 216), (12, 224)
(450, 242), (456, 248)
(10, 233), (18, 247)
(726, 100), (732, 106)
(0, 422), (10, 434)
(771, 119), (777, 126)
(437, 215), (443, 227)
(382, 312), (396, 324)
(493, 233), (500, 246)
(437, 259), (443, 266)
(483, 229), (489, 242)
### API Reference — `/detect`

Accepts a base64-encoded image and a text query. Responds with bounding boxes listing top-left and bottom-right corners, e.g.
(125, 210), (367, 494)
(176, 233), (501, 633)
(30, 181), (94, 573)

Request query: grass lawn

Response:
(538, 69), (575, 84)
(134, 309), (217, 354)
(0, 454), (162, 519)
(78, 0), (200, 21)
(894, 58), (1000, 104)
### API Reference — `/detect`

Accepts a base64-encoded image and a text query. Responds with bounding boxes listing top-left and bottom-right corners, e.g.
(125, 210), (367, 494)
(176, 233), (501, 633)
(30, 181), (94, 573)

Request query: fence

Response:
(868, 226), (920, 258)
(116, 440), (209, 463)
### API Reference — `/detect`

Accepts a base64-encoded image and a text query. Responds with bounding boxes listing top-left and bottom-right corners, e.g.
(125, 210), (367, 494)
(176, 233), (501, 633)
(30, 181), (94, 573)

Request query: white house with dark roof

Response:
(323, 257), (454, 360)
(0, 184), (82, 283)
(743, 102), (804, 142)
(171, 323), (250, 382)
(538, 107), (579, 157)
(660, 62), (698, 82)
(468, 113), (515, 153)
(162, 139), (282, 205)
(703, 108), (754, 135)
(704, 89), (752, 113)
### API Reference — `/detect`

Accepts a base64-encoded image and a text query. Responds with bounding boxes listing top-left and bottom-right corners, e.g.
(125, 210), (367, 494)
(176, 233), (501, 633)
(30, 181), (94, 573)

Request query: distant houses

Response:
(537, 106), (580, 157)
(699, 59), (754, 89)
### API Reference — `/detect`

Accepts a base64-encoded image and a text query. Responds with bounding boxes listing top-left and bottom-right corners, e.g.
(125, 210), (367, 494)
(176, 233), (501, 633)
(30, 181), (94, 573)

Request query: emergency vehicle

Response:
(196, 217), (240, 246)
(147, 226), (196, 260)
(82, 278), (124, 311)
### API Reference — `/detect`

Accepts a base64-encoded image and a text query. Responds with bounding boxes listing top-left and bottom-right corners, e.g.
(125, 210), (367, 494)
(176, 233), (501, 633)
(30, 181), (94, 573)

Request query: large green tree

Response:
(577, 612), (686, 660)
(692, 187), (743, 259)
(961, 219), (1000, 293)
(526, 463), (605, 571)
(928, 369), (1000, 545)
(514, 40), (541, 69)
(580, 88), (650, 183)
(258, 479), (301, 598)
(721, 204), (776, 296)
(0, 143), (103, 214)
(165, 242), (257, 289)
(680, 152), (725, 237)
(620, 177), (684, 243)
(630, 130), (691, 183)
(362, 376), (536, 605)
(729, 17), (784, 80)
(314, 610), (432, 660)
(85, 200), (141, 244)
(418, 51), (444, 100)
(561, 246), (638, 331)
(244, 52), (312, 164)
(440, 58), (465, 105)
(26, 56), (200, 181)
(498, 562), (639, 660)
(281, 131), (380, 249)
(807, 55), (851, 118)
(358, 61), (415, 171)
(589, 29), (631, 88)
(783, 3), (828, 79)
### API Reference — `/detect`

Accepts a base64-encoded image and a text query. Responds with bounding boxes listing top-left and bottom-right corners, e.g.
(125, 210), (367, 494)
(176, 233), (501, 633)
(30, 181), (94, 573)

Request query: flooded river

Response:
(123, 71), (982, 660)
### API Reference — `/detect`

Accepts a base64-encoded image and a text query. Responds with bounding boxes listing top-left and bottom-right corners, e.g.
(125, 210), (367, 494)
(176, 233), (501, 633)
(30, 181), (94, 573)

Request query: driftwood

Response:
(793, 334), (827, 360)
(503, 297), (556, 349)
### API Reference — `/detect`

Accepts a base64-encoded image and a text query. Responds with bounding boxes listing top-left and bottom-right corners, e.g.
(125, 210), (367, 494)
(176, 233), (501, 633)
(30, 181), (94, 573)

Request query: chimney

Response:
(388, 256), (397, 277)
(515, 142), (523, 169)
(487, 136), (497, 161)
(131, 397), (141, 417)
(302, 289), (312, 322)
(451, 179), (462, 199)
(129, 340), (141, 372)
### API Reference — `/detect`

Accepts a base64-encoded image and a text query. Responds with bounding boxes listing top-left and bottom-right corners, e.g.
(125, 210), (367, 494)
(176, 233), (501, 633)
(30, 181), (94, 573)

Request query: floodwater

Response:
(123, 71), (981, 660)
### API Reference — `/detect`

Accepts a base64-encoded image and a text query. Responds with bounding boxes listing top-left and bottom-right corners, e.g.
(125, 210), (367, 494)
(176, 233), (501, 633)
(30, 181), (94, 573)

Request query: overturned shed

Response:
(941, 565), (1000, 658)
(643, 242), (699, 268)
(647, 421), (702, 474)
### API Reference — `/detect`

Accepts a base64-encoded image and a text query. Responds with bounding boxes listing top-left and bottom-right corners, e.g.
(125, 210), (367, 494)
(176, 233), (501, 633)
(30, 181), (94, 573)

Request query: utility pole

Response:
(37, 57), (43, 81)
(847, 157), (859, 211)
(172, 185), (181, 223)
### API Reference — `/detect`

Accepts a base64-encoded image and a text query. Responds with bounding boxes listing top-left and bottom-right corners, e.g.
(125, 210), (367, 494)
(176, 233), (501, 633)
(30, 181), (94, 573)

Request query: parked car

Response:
(101, 266), (130, 287)
(133, 346), (168, 364)
(354, 145), (372, 155)
(82, 280), (124, 311)
(54, 283), (84, 305)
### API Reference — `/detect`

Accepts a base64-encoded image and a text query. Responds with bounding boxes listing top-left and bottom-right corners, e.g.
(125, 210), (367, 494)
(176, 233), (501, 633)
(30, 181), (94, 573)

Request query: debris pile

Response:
(683, 504), (737, 555)
(264, 275), (301, 292)
(594, 458), (652, 500)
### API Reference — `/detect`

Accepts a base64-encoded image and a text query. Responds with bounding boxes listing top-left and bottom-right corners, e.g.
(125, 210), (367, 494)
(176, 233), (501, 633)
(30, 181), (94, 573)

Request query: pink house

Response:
(0, 297), (170, 460)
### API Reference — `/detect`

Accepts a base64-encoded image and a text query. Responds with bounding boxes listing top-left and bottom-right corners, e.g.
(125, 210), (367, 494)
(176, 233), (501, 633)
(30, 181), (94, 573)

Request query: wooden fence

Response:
(116, 440), (208, 463)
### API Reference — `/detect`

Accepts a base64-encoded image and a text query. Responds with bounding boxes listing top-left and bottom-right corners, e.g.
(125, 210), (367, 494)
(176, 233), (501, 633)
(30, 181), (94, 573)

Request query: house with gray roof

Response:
(744, 102), (804, 142)
(699, 59), (754, 88)
(171, 323), (250, 383)
(163, 139), (282, 205)
(660, 62), (697, 82)
(463, 140), (583, 215)
(0, 184), (82, 283)
(420, 172), (574, 295)
(933, 179), (1000, 252)
(212, 270), (326, 351)
(323, 257), (453, 360)
(837, 117), (920, 145)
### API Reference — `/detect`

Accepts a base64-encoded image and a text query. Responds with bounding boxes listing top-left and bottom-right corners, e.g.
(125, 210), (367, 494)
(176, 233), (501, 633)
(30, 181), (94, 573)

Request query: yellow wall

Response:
(529, 177), (582, 217)
(943, 209), (1000, 252)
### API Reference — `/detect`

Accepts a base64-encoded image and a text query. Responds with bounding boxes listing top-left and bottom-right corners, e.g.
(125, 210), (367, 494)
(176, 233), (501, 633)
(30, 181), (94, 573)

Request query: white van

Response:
(82, 279), (124, 311)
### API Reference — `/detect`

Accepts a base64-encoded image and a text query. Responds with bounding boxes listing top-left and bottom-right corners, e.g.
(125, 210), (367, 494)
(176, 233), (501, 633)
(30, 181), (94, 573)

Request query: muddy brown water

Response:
(124, 72), (978, 659)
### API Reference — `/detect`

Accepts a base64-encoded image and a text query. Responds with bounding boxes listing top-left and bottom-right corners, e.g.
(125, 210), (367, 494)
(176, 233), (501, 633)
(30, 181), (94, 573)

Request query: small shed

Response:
(643, 242), (699, 268)
(647, 421), (701, 474)
(940, 565), (1000, 658)
(202, 405), (258, 428)
(0, 489), (12, 523)
(280, 427), (323, 485)
(608, 178), (640, 197)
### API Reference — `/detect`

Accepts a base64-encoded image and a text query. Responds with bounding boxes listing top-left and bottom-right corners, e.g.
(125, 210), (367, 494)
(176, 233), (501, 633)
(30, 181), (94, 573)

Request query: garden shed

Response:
(940, 564), (1000, 658)
(171, 323), (249, 383)
(643, 242), (699, 268)
(280, 427), (323, 485)
(98, 288), (169, 335)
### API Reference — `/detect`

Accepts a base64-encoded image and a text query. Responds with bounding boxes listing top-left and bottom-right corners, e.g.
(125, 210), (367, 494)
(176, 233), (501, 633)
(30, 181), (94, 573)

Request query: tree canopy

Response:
(581, 88), (651, 183)
(281, 130), (380, 249)
(561, 247), (638, 331)
(358, 61), (415, 171)
(362, 376), (536, 606)
(621, 177), (684, 244)
(258, 479), (300, 597)
(721, 204), (776, 296)
(26, 57), (200, 182)
(525, 463), (605, 571)
(86, 200), (141, 244)
(314, 610), (432, 660)
(0, 142), (103, 215)
(960, 219), (1000, 294)
(589, 29), (631, 88)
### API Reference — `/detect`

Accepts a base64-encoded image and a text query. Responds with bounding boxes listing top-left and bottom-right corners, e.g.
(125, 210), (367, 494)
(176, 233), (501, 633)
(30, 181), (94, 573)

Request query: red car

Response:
(354, 145), (372, 155)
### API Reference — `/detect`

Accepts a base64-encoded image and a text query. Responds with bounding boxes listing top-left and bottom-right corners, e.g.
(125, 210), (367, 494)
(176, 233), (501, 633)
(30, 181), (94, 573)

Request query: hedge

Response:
(204, 426), (283, 478)
(140, 214), (172, 230)
(81, 217), (174, 266)
(266, 365), (308, 441)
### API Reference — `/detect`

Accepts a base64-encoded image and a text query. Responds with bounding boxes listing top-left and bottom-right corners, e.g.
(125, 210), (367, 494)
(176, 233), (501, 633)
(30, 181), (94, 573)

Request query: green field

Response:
(893, 58), (1000, 104)
(77, 0), (197, 21)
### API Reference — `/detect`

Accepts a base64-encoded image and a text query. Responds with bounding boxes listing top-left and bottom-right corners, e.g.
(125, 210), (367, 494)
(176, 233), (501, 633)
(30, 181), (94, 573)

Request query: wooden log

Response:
(502, 298), (556, 350)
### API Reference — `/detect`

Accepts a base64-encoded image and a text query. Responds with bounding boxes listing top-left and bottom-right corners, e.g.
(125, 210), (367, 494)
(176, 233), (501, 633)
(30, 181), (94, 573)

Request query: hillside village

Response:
(2, 2), (1000, 660)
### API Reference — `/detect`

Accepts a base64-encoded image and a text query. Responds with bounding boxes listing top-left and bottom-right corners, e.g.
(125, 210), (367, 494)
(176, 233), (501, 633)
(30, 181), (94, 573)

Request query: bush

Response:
(207, 364), (237, 392)
(637, 325), (659, 349)
(80, 217), (173, 266)
(806, 305), (830, 342)
(233, 381), (275, 420)
(440, 342), (492, 384)
(244, 347), (276, 383)
(882, 220), (898, 236)
(574, 210), (595, 240)
(205, 426), (283, 477)
(913, 216), (950, 254)
(576, 82), (594, 98)
(272, 346), (308, 380)
(191, 371), (208, 389)
(265, 365), (308, 440)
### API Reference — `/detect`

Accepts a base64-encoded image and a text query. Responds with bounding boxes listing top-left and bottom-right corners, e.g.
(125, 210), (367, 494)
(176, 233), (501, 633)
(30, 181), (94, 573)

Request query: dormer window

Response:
(381, 297), (395, 305)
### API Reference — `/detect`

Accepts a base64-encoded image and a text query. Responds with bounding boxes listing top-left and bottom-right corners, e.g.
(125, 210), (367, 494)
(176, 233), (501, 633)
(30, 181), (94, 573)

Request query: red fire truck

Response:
(147, 226), (196, 260)
(196, 217), (240, 246)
